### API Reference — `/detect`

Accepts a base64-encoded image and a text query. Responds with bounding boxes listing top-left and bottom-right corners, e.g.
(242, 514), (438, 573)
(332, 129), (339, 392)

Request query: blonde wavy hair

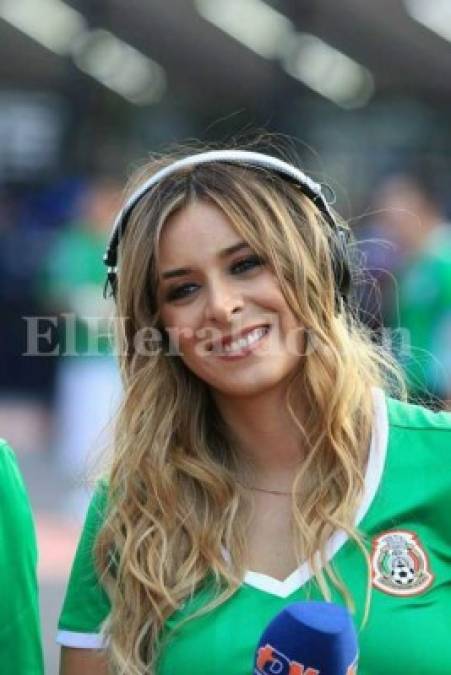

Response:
(95, 144), (407, 674)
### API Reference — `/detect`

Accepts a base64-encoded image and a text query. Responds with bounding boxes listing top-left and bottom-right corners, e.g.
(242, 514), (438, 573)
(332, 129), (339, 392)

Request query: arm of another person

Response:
(60, 646), (109, 675)
(0, 440), (44, 675)
(57, 483), (112, 675)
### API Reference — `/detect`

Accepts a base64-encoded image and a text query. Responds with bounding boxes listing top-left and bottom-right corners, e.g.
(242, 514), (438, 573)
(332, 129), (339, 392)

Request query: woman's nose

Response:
(204, 280), (244, 324)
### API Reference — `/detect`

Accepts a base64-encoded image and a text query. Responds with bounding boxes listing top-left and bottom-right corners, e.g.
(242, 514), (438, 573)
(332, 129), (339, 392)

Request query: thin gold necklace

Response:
(237, 481), (295, 496)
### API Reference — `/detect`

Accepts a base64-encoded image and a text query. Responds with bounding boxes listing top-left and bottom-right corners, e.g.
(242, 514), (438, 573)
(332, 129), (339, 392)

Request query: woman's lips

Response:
(211, 325), (271, 359)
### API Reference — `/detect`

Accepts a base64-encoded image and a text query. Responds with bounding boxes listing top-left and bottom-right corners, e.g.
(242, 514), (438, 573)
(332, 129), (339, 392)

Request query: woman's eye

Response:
(166, 283), (198, 301)
(165, 256), (264, 301)
(231, 255), (264, 274)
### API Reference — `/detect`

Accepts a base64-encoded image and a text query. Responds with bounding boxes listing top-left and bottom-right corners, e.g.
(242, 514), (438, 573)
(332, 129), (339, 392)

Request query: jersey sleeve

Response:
(57, 482), (111, 648)
(0, 439), (44, 675)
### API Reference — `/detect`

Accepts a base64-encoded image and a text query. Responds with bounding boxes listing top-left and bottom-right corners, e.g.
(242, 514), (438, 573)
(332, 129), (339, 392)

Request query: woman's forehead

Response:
(158, 201), (243, 261)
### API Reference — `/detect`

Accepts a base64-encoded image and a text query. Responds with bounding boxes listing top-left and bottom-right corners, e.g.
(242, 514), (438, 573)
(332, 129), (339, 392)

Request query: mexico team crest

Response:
(371, 530), (434, 596)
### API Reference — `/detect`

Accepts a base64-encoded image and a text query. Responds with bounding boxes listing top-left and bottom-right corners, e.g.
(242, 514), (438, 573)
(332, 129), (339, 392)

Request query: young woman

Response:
(57, 148), (451, 675)
(0, 439), (43, 675)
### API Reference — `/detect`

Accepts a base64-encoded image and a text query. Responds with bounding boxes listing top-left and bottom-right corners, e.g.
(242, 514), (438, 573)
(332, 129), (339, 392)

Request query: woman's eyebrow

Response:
(160, 242), (250, 279)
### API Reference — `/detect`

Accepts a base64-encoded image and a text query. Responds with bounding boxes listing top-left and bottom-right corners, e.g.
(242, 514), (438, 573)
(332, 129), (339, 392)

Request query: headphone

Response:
(103, 150), (352, 310)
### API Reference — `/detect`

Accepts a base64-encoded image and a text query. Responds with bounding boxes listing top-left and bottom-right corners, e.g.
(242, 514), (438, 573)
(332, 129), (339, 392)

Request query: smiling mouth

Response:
(211, 325), (270, 356)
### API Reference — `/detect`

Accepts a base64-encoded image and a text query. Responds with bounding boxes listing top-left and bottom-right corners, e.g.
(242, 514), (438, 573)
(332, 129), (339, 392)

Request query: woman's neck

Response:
(213, 385), (308, 487)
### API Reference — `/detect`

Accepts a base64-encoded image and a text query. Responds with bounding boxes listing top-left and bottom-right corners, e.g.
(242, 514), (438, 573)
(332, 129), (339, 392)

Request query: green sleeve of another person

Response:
(0, 440), (44, 675)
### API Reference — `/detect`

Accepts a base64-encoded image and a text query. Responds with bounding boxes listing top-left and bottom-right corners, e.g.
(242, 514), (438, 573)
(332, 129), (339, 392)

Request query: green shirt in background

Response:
(393, 225), (451, 399)
(0, 440), (43, 675)
(39, 222), (113, 357)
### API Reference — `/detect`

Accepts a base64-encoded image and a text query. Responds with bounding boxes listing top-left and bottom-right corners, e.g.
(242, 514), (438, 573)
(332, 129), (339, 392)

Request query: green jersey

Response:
(57, 390), (451, 674)
(0, 440), (43, 675)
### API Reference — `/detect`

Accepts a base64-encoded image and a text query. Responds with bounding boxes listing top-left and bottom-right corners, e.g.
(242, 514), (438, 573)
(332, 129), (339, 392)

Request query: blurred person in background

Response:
(0, 438), (43, 675)
(372, 174), (451, 411)
(39, 178), (122, 518)
(0, 185), (63, 455)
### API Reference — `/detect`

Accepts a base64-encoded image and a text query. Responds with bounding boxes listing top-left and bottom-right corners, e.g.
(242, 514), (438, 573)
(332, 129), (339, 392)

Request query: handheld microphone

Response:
(254, 601), (358, 675)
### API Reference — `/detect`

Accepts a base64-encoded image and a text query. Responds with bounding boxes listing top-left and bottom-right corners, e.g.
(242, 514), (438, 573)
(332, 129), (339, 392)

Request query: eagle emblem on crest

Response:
(371, 530), (434, 596)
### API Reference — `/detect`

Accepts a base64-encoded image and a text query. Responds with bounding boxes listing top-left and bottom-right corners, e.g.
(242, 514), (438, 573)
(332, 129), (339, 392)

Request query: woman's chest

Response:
(244, 497), (298, 581)
(159, 580), (451, 675)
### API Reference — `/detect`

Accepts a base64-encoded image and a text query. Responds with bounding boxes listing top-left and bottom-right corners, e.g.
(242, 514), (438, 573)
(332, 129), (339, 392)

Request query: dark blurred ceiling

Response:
(1, 0), (450, 107)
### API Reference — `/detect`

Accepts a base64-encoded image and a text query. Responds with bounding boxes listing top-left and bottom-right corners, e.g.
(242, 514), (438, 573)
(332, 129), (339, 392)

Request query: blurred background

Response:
(0, 0), (450, 672)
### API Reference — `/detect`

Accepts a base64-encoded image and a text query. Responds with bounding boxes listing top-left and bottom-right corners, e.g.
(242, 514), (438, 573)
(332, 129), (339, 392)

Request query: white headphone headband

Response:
(102, 149), (350, 311)
(104, 149), (336, 272)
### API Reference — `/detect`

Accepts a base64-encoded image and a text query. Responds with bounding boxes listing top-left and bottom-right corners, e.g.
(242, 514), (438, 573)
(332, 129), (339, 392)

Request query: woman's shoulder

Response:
(0, 438), (36, 560)
(0, 437), (16, 468)
(82, 479), (110, 536)
(385, 396), (451, 433)
(0, 438), (29, 505)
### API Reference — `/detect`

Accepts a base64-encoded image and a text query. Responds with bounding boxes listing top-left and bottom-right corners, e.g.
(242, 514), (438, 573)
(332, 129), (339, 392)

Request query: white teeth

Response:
(218, 326), (268, 354)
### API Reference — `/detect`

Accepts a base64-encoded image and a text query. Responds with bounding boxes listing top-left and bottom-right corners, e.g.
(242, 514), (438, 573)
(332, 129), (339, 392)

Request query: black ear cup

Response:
(103, 268), (118, 300)
(331, 227), (352, 309)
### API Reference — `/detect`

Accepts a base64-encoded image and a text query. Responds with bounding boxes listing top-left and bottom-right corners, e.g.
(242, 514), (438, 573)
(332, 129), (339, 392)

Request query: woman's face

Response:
(157, 200), (305, 399)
